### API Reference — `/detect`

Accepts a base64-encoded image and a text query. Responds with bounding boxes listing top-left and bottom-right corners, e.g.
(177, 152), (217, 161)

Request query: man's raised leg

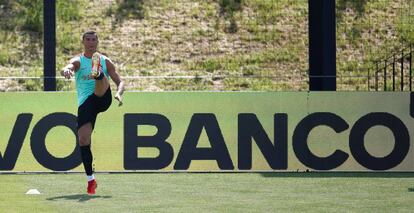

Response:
(92, 52), (110, 97)
(94, 75), (110, 97)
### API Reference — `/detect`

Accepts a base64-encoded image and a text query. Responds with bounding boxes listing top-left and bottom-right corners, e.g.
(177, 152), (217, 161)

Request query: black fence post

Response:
(392, 55), (395, 91)
(384, 61), (387, 91)
(401, 50), (404, 91)
(308, 0), (336, 91)
(43, 0), (56, 91)
(367, 68), (370, 91)
(375, 63), (378, 91)
(410, 45), (412, 91)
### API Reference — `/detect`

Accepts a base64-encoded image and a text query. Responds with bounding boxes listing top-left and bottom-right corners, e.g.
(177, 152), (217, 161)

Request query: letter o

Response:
(31, 112), (81, 171)
(349, 113), (409, 170)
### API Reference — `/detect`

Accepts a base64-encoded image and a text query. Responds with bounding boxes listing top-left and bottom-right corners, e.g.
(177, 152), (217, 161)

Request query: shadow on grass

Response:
(408, 188), (414, 192)
(47, 194), (112, 202)
(218, 0), (243, 33)
(107, 0), (145, 29)
(337, 0), (368, 21)
(260, 172), (414, 178)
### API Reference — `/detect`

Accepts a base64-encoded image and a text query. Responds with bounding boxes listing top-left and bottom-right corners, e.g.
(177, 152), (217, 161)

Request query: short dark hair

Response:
(82, 31), (98, 40)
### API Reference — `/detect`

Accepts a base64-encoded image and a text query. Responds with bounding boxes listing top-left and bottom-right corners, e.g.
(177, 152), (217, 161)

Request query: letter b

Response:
(124, 113), (174, 170)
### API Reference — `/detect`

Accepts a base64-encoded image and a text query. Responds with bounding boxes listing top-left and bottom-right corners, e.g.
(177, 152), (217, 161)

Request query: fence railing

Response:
(371, 45), (413, 91)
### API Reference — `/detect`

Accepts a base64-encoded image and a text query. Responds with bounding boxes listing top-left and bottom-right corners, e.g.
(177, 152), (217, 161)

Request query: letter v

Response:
(0, 114), (32, 170)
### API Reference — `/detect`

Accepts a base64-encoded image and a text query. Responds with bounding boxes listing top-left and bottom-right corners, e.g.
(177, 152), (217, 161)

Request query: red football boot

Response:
(87, 179), (97, 195)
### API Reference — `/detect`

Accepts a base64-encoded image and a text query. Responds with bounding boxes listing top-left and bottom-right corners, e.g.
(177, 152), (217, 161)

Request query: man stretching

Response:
(62, 31), (125, 194)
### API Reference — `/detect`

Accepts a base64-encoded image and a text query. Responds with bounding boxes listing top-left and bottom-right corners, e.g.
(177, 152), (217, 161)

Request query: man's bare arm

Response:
(106, 59), (125, 106)
(61, 56), (81, 79)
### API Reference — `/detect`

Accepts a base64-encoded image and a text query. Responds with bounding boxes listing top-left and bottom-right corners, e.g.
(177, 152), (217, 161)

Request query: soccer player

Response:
(61, 31), (125, 194)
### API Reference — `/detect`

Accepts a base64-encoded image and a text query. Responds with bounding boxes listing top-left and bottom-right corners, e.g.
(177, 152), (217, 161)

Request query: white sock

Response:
(87, 175), (95, 182)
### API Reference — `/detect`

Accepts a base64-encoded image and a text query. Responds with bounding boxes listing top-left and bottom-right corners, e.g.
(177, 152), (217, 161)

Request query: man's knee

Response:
(79, 135), (90, 146)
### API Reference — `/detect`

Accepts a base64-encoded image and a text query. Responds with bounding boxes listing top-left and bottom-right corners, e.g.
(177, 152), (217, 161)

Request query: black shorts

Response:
(77, 88), (112, 130)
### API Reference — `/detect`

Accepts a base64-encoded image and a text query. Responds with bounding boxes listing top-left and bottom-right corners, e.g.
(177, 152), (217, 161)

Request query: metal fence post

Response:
(392, 55), (395, 91)
(43, 0), (56, 91)
(375, 63), (378, 91)
(384, 61), (387, 91)
(401, 50), (404, 91)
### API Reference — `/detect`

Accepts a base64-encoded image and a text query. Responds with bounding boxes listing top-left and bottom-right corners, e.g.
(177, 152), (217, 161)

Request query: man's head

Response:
(82, 31), (99, 53)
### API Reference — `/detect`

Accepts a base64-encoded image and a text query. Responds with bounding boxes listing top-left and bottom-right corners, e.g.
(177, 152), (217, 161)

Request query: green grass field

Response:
(1, 173), (414, 212)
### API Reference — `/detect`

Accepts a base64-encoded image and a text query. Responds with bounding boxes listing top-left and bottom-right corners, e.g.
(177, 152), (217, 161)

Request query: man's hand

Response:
(115, 93), (123, 106)
(62, 68), (74, 79)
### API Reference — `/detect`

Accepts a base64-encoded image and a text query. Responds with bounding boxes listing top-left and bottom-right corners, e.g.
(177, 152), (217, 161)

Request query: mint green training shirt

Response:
(75, 53), (110, 106)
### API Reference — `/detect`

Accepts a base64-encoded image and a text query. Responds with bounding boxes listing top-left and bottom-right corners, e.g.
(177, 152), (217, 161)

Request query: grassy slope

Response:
(0, 0), (413, 91)
(0, 173), (414, 212)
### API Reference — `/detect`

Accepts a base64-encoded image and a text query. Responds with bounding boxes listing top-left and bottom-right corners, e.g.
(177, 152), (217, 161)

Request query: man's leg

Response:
(94, 75), (110, 97)
(92, 53), (110, 97)
(78, 122), (93, 175)
(78, 122), (97, 194)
